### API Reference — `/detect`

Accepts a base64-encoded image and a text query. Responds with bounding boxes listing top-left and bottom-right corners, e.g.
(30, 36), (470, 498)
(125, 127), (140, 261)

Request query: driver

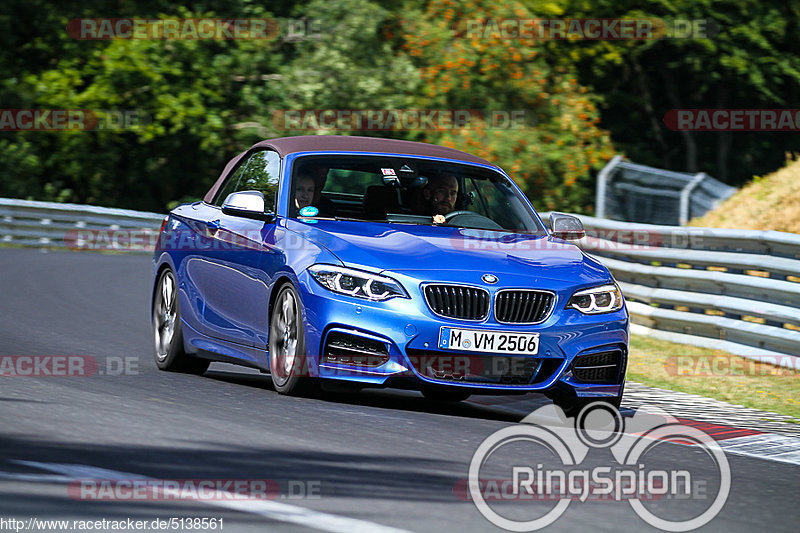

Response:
(422, 174), (459, 216)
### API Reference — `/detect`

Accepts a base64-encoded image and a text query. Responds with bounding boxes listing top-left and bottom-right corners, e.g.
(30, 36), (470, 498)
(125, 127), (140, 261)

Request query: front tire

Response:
(268, 284), (315, 395)
(152, 268), (209, 375)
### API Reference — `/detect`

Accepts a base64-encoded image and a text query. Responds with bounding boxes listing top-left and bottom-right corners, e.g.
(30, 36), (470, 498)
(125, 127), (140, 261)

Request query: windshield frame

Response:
(283, 151), (548, 235)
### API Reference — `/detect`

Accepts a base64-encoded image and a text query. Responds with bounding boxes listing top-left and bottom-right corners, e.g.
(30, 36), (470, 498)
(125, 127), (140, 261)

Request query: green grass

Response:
(628, 335), (800, 420)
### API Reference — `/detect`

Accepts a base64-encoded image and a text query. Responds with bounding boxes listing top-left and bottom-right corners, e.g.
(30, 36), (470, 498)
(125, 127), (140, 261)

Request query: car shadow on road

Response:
(202, 367), (547, 425)
(0, 435), (482, 504)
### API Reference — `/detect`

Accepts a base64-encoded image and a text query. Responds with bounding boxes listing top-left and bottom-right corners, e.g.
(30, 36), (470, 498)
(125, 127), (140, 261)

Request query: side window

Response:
(238, 150), (281, 212)
(214, 150), (281, 211)
(213, 160), (248, 207)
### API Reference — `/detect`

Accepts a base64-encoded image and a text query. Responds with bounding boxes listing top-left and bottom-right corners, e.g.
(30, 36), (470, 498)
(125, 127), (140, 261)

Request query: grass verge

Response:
(689, 156), (800, 232)
(628, 335), (800, 420)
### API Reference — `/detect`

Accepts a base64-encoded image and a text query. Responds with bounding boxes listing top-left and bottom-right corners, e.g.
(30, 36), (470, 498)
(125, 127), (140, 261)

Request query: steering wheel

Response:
(444, 210), (475, 221)
(443, 210), (504, 230)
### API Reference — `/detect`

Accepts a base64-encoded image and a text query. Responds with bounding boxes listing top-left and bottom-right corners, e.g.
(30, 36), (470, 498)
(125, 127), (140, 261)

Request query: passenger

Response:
(293, 173), (315, 211)
(297, 164), (338, 217)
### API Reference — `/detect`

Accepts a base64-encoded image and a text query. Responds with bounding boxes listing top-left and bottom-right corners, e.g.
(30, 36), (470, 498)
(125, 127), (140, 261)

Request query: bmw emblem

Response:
(482, 274), (498, 284)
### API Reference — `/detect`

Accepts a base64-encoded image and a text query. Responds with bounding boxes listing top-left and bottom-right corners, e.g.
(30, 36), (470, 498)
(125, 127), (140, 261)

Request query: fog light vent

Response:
(572, 350), (622, 383)
(323, 331), (390, 367)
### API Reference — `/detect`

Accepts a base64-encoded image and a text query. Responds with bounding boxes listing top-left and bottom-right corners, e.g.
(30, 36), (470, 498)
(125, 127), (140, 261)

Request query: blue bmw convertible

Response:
(151, 136), (628, 412)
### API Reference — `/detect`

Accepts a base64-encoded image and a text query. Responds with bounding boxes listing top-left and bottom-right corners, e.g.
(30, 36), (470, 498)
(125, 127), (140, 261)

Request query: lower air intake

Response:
(322, 331), (390, 367)
(571, 350), (622, 383)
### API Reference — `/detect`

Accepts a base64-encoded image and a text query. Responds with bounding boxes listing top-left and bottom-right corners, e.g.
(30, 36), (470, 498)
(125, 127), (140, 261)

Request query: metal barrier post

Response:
(595, 155), (622, 219)
(679, 172), (707, 226)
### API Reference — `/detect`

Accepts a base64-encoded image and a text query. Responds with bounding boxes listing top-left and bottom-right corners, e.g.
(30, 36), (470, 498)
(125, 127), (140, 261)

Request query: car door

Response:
(193, 149), (283, 349)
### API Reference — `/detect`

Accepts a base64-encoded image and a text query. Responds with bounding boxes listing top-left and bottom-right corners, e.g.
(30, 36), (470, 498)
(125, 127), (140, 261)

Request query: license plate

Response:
(438, 327), (539, 355)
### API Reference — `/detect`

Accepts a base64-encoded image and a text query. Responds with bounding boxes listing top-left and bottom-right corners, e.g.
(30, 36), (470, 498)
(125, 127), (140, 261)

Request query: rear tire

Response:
(269, 284), (316, 396)
(152, 268), (209, 375)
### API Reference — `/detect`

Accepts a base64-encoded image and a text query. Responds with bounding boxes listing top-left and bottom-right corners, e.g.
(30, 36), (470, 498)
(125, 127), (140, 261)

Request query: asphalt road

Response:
(0, 248), (797, 532)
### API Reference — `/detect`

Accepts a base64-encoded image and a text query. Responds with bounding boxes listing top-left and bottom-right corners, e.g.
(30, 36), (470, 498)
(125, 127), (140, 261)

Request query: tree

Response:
(552, 0), (800, 183)
(399, 0), (615, 213)
(0, 0), (298, 210)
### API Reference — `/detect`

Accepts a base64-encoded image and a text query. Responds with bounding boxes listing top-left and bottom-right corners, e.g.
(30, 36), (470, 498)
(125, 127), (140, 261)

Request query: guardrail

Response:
(2, 198), (798, 358)
(543, 212), (800, 358)
(0, 198), (164, 251)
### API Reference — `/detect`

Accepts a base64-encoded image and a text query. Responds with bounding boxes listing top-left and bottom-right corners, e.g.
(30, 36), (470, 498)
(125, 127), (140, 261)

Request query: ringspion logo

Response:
(467, 403), (730, 531)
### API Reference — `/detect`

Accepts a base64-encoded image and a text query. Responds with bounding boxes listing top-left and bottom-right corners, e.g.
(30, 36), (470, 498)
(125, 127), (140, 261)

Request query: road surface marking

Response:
(716, 434), (800, 466)
(3, 460), (415, 533)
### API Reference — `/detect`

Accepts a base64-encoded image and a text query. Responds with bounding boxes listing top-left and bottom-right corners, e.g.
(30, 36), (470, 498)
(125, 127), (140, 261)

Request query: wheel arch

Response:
(267, 274), (298, 324)
(151, 258), (175, 316)
(266, 272), (318, 374)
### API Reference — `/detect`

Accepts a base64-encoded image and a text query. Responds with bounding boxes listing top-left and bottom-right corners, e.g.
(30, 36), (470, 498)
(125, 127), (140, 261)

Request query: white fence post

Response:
(595, 155), (622, 219)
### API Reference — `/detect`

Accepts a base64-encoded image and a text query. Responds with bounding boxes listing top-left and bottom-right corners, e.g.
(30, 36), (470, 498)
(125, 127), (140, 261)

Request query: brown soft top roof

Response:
(204, 136), (497, 203)
(254, 135), (496, 165)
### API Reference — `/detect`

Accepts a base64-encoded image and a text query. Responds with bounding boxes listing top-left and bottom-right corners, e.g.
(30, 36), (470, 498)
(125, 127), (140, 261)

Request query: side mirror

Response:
(549, 212), (585, 240)
(222, 191), (274, 221)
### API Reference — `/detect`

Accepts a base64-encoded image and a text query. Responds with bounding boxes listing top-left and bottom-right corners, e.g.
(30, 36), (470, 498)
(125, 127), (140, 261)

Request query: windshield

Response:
(289, 155), (545, 234)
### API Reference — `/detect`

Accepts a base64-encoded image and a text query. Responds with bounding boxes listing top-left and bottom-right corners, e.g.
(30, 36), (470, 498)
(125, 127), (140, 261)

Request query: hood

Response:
(285, 219), (611, 286)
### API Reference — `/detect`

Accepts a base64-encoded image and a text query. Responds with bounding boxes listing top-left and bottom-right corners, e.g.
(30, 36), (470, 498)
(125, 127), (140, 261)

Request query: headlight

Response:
(567, 283), (624, 314)
(308, 264), (408, 301)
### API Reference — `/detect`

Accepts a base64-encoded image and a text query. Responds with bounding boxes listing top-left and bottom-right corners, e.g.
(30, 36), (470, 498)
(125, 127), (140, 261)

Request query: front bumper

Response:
(297, 270), (629, 396)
